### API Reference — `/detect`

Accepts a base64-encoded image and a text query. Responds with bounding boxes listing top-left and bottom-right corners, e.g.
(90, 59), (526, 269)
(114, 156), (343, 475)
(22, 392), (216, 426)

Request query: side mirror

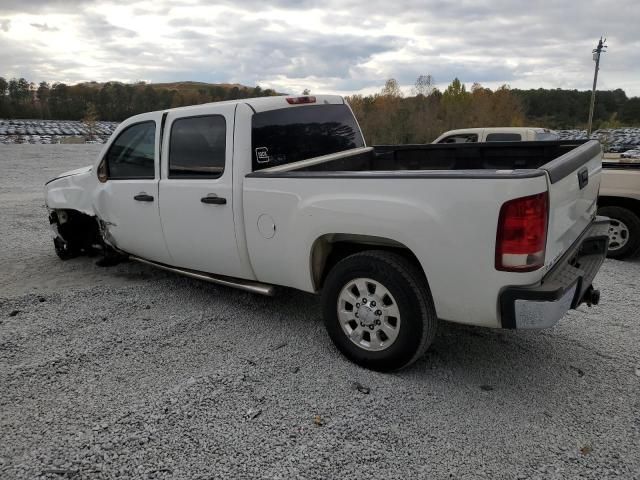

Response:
(97, 157), (108, 183)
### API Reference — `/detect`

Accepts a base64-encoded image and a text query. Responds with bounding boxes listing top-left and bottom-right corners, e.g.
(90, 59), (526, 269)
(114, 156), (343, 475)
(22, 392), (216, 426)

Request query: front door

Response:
(93, 113), (172, 264)
(158, 105), (246, 278)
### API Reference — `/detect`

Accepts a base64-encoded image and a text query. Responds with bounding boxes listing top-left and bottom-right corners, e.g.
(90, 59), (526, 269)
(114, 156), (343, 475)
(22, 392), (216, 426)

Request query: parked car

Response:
(44, 96), (608, 371)
(607, 144), (627, 153)
(432, 127), (559, 143)
(621, 149), (640, 159)
(599, 160), (640, 259)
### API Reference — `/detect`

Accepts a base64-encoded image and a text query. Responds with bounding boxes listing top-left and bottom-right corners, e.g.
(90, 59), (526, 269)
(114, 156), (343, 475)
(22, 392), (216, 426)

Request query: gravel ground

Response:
(1, 145), (639, 479)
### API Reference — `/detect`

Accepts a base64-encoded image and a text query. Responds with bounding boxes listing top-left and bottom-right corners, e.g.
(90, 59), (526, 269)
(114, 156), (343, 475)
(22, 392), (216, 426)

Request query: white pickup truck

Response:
(45, 95), (609, 371)
(432, 127), (560, 143)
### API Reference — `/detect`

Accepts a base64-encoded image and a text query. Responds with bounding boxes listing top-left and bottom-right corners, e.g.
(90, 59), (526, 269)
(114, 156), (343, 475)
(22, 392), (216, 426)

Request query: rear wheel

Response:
(321, 250), (437, 371)
(598, 206), (640, 259)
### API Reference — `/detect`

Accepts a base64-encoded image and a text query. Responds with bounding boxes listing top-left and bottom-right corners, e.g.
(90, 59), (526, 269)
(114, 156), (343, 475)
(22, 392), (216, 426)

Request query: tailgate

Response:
(542, 140), (602, 269)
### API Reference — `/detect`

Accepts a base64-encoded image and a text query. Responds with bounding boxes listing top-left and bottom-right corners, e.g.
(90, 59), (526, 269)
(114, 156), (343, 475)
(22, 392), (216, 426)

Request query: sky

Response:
(0, 0), (638, 96)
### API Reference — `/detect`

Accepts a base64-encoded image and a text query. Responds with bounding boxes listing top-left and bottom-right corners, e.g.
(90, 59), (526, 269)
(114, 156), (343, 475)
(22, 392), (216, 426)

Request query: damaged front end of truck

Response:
(45, 166), (122, 263)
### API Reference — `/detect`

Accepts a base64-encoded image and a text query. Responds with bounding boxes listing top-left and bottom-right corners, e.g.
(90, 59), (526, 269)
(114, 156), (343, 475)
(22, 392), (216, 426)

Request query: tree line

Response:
(348, 77), (527, 144)
(0, 77), (278, 121)
(1, 75), (639, 144)
(347, 76), (640, 144)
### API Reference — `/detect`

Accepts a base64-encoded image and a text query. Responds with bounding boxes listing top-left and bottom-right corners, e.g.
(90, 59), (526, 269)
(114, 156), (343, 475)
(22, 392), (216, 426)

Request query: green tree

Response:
(441, 78), (471, 130)
(620, 98), (640, 124)
(0, 77), (8, 117)
(36, 82), (51, 118)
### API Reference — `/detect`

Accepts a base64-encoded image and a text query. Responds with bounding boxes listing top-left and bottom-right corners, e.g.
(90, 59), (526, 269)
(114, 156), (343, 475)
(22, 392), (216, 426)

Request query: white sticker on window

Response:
(255, 147), (270, 163)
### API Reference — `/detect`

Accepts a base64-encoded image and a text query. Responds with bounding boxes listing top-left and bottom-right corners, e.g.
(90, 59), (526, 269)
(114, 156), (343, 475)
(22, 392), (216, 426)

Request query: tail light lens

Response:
(286, 96), (316, 104)
(495, 192), (548, 272)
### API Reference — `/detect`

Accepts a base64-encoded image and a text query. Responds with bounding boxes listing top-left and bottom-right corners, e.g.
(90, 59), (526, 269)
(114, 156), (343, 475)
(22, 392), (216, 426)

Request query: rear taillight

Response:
(495, 192), (548, 272)
(286, 96), (316, 104)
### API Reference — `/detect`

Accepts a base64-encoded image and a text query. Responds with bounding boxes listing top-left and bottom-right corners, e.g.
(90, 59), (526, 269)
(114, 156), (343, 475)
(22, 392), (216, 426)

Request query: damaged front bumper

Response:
(499, 216), (610, 329)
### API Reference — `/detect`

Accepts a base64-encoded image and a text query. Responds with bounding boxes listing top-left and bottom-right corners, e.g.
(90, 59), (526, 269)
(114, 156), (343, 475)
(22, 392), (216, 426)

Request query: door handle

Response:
(201, 195), (227, 205)
(134, 193), (154, 202)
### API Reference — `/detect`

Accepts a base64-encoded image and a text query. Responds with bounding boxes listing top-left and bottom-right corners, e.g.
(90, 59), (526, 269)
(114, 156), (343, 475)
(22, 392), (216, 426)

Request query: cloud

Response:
(0, 0), (637, 96)
(30, 22), (59, 32)
(79, 13), (138, 40)
(0, 1), (96, 14)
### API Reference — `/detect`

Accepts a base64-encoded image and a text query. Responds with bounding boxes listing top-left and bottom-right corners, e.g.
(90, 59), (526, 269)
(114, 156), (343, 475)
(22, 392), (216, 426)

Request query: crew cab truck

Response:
(432, 127), (560, 143)
(598, 160), (640, 259)
(45, 95), (609, 371)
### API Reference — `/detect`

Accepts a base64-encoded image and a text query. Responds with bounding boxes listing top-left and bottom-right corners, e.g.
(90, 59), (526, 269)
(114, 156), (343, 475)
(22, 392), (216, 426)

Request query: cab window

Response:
(169, 115), (226, 179)
(105, 121), (156, 179)
(486, 133), (522, 142)
(438, 133), (478, 144)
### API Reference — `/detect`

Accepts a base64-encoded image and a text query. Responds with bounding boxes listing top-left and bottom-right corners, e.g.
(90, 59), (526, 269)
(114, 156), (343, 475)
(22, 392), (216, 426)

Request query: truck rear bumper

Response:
(499, 216), (610, 329)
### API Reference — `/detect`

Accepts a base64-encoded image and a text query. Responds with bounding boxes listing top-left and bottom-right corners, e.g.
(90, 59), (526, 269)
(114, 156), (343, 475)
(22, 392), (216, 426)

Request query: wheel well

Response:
(598, 196), (640, 217)
(311, 234), (425, 290)
(50, 208), (101, 250)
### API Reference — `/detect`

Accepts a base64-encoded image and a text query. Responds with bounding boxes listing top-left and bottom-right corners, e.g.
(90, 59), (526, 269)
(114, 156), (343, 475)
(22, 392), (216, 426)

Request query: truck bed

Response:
(283, 140), (594, 174)
(244, 138), (603, 327)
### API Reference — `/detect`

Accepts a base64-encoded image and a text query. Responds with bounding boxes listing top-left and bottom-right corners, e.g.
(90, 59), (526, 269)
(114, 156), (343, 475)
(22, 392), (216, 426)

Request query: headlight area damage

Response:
(45, 167), (125, 265)
(48, 207), (125, 265)
(48, 208), (102, 260)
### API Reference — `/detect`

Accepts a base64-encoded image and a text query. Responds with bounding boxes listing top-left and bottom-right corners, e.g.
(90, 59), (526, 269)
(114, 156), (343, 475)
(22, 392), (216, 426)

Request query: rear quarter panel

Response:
(243, 173), (549, 327)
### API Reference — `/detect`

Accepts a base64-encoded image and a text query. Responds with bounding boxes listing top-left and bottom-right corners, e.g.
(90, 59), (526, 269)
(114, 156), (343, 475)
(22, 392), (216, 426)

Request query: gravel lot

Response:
(1, 145), (639, 479)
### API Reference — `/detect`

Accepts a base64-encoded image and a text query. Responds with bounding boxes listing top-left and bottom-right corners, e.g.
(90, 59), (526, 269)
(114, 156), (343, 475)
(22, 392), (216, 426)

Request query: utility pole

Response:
(587, 36), (607, 135)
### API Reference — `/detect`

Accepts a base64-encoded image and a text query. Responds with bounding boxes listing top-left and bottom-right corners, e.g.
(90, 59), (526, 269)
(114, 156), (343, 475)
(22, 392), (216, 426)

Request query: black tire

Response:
(321, 250), (437, 371)
(598, 206), (640, 259)
(53, 236), (79, 260)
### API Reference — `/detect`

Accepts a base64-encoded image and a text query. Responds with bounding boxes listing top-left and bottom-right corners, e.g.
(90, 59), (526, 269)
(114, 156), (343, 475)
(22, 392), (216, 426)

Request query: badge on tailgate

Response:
(578, 167), (589, 190)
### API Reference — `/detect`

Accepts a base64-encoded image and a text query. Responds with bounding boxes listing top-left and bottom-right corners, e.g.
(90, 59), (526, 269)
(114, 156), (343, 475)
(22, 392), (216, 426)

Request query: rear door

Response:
(542, 141), (603, 268)
(158, 105), (249, 278)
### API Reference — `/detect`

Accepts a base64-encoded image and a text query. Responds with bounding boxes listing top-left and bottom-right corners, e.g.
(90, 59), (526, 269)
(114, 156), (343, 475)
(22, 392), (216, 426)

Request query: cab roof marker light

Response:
(286, 96), (316, 105)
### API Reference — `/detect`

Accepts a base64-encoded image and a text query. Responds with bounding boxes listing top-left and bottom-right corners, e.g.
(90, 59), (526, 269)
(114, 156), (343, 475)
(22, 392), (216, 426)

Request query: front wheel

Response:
(321, 250), (437, 371)
(53, 236), (79, 260)
(598, 206), (640, 259)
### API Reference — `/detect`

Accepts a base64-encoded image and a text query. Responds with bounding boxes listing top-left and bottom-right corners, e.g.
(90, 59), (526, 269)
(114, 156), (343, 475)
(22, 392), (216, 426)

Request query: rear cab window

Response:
(251, 104), (364, 171)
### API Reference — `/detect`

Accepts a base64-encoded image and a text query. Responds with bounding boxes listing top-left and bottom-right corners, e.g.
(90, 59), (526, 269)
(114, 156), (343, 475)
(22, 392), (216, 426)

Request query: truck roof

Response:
(159, 94), (347, 115)
(441, 127), (550, 135)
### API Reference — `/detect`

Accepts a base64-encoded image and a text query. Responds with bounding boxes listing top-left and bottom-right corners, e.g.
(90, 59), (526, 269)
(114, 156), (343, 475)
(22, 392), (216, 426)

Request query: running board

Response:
(129, 256), (276, 296)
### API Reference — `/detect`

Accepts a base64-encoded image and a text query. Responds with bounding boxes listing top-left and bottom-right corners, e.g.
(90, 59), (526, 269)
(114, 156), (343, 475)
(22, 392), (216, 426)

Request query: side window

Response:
(486, 133), (522, 142)
(438, 133), (478, 144)
(534, 132), (560, 141)
(105, 121), (156, 179)
(169, 115), (226, 179)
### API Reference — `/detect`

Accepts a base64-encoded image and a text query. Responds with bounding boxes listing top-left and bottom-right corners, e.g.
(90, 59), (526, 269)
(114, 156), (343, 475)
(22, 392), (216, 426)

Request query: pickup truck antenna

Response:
(587, 36), (607, 136)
